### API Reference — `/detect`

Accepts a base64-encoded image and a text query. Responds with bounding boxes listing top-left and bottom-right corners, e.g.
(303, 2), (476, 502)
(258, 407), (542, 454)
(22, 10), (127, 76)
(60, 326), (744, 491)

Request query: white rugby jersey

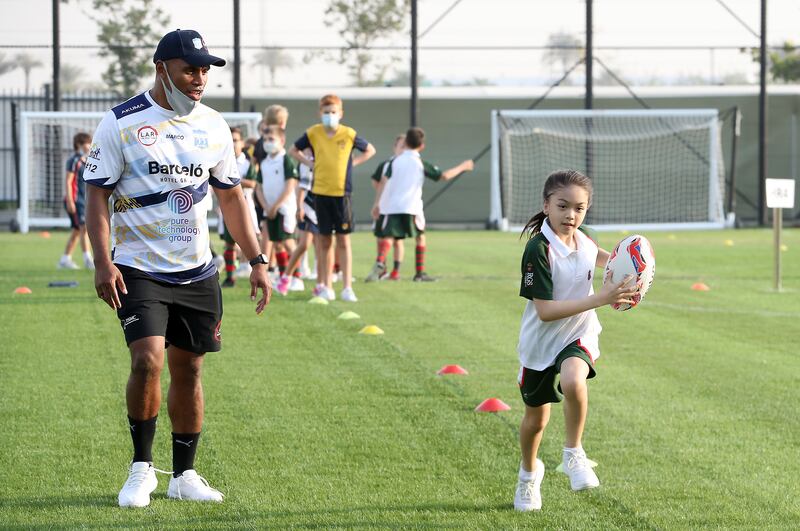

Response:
(379, 150), (442, 216)
(84, 91), (240, 284)
(517, 220), (603, 371)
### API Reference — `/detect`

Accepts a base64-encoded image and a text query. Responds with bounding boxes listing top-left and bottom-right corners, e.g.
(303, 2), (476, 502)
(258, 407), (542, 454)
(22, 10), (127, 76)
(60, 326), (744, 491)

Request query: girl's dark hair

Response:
(521, 169), (593, 239)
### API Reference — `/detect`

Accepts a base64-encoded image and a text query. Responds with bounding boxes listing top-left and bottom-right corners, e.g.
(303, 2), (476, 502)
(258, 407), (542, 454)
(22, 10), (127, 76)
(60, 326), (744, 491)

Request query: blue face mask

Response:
(321, 113), (339, 128)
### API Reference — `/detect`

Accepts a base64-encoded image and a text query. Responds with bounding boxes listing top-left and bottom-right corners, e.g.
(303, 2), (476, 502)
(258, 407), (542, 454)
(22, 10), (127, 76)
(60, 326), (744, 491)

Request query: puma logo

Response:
(175, 439), (193, 447)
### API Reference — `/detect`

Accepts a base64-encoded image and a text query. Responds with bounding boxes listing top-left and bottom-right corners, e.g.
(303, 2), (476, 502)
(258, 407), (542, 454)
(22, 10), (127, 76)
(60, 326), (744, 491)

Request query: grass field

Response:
(1, 228), (799, 529)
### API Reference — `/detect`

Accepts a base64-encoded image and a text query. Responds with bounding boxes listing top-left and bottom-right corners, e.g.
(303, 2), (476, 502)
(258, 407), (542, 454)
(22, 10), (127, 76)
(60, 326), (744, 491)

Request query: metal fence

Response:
(0, 87), (118, 208)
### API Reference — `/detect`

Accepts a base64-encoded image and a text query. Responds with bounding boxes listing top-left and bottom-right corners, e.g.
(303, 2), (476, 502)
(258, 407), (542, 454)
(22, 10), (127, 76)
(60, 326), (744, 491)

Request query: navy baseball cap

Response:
(153, 29), (226, 67)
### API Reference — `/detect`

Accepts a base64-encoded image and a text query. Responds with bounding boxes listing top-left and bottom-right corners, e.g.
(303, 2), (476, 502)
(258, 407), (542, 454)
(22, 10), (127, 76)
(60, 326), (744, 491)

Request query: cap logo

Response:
(192, 37), (203, 50)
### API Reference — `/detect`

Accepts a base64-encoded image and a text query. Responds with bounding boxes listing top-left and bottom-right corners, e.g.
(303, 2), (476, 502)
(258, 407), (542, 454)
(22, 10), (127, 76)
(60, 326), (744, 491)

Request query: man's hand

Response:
(95, 261), (127, 310)
(250, 264), (272, 314)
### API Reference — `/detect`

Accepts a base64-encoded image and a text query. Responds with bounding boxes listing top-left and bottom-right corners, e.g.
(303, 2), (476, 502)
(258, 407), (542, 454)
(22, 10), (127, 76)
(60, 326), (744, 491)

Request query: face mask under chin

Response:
(159, 66), (198, 116)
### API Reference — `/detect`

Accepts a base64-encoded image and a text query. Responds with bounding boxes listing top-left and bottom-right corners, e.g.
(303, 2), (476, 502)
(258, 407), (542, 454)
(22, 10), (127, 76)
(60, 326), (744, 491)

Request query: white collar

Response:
(541, 218), (578, 258)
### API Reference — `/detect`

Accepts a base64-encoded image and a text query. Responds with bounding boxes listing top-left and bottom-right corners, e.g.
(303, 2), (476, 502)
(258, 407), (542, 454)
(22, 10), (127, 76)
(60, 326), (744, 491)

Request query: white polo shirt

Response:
(379, 150), (442, 216)
(517, 219), (602, 370)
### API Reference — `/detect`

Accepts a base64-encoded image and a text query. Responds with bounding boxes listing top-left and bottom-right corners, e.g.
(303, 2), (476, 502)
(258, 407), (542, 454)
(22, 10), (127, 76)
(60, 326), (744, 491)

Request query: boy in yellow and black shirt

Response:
(289, 94), (375, 302)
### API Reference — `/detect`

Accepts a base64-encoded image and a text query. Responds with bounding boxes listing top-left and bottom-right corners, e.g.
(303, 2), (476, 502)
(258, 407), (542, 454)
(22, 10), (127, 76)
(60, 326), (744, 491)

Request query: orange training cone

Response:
(40, 231), (51, 239)
(691, 282), (710, 291)
(437, 364), (468, 375)
(475, 398), (510, 412)
(14, 286), (32, 294)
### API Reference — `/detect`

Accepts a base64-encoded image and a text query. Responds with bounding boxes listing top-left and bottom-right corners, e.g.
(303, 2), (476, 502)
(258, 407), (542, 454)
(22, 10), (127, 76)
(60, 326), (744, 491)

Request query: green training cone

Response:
(338, 311), (360, 320)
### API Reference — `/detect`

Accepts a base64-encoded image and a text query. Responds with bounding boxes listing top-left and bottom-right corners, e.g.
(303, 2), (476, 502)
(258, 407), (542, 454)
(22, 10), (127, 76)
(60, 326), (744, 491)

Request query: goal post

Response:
(17, 110), (263, 233)
(489, 109), (731, 232)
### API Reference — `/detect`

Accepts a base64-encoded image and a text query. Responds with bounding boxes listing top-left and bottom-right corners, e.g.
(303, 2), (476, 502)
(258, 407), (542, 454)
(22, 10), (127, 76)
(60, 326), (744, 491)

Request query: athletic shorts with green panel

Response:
(377, 213), (423, 239)
(265, 213), (295, 242)
(518, 341), (596, 407)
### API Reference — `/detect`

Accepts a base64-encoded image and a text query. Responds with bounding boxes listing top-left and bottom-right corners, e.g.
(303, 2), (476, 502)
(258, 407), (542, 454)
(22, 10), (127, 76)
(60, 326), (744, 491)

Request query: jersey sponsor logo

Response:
(524, 262), (534, 287)
(193, 129), (209, 149)
(148, 161), (204, 178)
(120, 103), (145, 116)
(121, 314), (140, 329)
(137, 126), (158, 146)
(167, 189), (194, 214)
(88, 143), (100, 160)
(165, 133), (185, 140)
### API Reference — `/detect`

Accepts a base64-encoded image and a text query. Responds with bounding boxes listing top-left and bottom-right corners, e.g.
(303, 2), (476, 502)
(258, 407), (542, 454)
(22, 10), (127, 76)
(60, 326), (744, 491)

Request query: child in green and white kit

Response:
(514, 169), (637, 512)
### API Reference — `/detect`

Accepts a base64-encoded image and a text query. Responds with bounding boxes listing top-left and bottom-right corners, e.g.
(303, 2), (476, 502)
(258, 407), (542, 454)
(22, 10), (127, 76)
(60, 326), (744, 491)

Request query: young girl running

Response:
(513, 169), (637, 512)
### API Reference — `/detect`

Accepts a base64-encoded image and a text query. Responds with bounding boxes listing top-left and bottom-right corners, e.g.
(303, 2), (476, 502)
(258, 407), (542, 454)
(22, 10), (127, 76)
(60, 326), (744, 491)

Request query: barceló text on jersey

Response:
(148, 162), (204, 181)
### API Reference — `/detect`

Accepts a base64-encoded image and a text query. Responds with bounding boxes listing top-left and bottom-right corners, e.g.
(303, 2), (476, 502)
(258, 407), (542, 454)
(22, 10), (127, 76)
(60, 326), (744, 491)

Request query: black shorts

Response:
(254, 202), (265, 224)
(314, 194), (353, 235)
(116, 265), (223, 354)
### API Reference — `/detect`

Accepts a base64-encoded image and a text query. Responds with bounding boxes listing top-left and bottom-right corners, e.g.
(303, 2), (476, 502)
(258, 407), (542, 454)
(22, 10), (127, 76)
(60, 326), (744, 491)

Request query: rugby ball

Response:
(603, 234), (656, 311)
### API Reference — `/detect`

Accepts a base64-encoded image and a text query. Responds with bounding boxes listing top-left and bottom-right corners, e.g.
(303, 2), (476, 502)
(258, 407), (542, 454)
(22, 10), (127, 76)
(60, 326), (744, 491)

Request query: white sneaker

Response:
(118, 462), (158, 508)
(58, 258), (79, 270)
(83, 256), (95, 270)
(365, 261), (386, 283)
(340, 287), (358, 302)
(289, 277), (305, 291)
(332, 272), (341, 283)
(514, 459), (544, 512)
(324, 287), (336, 301)
(234, 263), (252, 279)
(167, 470), (224, 502)
(563, 448), (600, 491)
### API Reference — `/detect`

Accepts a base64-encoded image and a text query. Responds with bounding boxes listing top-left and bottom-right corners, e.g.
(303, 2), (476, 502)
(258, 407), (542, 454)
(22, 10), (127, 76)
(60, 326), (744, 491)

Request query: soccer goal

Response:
(16, 110), (263, 233)
(489, 109), (731, 232)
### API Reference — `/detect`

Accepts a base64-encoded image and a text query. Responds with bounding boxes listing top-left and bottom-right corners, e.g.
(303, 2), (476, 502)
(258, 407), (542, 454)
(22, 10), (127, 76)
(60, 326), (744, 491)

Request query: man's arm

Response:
(85, 184), (126, 309)
(216, 185), (272, 313)
(352, 142), (376, 167)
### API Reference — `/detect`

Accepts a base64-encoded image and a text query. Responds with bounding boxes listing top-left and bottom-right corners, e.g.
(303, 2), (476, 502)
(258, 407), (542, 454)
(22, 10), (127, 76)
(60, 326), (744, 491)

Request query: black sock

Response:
(393, 260), (401, 272)
(128, 415), (157, 463)
(172, 432), (201, 477)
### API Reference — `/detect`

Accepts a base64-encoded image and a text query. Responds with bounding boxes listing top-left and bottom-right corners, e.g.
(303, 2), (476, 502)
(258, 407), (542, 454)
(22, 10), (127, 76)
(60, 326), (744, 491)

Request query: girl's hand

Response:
(296, 204), (305, 222)
(599, 272), (638, 307)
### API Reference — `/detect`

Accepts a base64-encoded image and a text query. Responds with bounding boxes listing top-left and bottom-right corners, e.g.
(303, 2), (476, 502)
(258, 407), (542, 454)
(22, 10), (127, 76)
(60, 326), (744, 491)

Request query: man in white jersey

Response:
(84, 29), (271, 508)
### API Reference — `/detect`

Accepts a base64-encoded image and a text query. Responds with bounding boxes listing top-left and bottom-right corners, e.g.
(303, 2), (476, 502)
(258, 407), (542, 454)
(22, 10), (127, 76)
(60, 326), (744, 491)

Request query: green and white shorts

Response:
(518, 340), (596, 407)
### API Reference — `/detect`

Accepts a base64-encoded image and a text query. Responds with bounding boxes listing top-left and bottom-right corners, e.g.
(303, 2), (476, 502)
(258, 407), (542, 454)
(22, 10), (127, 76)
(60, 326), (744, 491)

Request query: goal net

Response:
(490, 109), (730, 232)
(17, 110), (263, 233)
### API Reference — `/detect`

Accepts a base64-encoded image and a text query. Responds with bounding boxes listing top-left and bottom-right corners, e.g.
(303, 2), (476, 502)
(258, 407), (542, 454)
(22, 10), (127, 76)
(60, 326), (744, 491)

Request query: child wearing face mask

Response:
(288, 94), (376, 302)
(255, 125), (299, 287)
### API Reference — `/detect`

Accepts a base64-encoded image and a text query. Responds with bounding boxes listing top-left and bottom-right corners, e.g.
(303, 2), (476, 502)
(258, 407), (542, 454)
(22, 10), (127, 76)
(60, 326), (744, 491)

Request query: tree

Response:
(15, 53), (43, 93)
(319, 0), (408, 87)
(0, 53), (16, 77)
(542, 32), (584, 80)
(60, 63), (85, 92)
(253, 48), (294, 87)
(88, 0), (170, 95)
(748, 41), (800, 83)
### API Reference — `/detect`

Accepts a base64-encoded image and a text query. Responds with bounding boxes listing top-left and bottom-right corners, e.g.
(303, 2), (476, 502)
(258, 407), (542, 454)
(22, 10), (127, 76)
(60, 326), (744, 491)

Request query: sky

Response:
(1, 0), (799, 94)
